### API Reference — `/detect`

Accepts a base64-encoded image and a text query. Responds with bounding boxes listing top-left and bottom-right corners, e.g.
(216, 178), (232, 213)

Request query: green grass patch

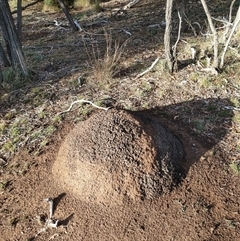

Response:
(230, 162), (240, 175)
(217, 109), (232, 118)
(1, 67), (35, 91)
(0, 180), (11, 191)
(230, 97), (240, 108)
(233, 112), (240, 124)
(193, 119), (205, 134)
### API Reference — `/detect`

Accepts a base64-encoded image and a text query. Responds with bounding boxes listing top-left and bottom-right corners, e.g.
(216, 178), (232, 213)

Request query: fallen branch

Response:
(45, 198), (54, 219)
(57, 99), (109, 115)
(123, 0), (140, 10)
(11, 0), (43, 14)
(35, 198), (59, 238)
(122, 29), (132, 36)
(85, 20), (108, 27)
(135, 57), (160, 79)
(224, 106), (240, 111)
(199, 67), (219, 75)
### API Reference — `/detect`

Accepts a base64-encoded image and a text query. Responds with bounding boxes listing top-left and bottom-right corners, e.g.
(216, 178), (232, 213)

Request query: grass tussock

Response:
(85, 32), (127, 85)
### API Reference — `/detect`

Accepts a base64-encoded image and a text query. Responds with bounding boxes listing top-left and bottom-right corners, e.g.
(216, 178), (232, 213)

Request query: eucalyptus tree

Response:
(0, 0), (28, 76)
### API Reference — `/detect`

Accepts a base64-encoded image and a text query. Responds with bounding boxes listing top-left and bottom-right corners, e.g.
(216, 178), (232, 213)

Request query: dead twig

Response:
(229, 0), (237, 23)
(45, 198), (54, 219)
(172, 8), (182, 68)
(11, 0), (43, 14)
(123, 0), (140, 10)
(57, 99), (109, 115)
(135, 57), (160, 79)
(35, 198), (59, 238)
(198, 67), (219, 75)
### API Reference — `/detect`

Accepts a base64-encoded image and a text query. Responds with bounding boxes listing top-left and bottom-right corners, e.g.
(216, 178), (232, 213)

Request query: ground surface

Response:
(0, 0), (240, 240)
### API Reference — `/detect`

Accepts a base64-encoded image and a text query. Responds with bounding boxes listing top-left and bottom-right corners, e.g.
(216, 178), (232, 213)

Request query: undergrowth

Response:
(85, 31), (128, 85)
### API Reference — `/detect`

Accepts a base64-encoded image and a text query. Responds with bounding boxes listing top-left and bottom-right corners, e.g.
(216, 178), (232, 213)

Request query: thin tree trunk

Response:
(176, 0), (186, 32)
(220, 5), (240, 69)
(0, 0), (28, 76)
(200, 0), (219, 69)
(164, 0), (174, 73)
(17, 0), (22, 40)
(0, 65), (3, 84)
(0, 13), (12, 62)
(57, 0), (78, 31)
(0, 42), (10, 67)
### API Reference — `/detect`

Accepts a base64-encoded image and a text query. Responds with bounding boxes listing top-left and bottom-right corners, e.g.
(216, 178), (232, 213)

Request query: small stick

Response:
(200, 67), (218, 75)
(135, 57), (160, 79)
(123, 0), (140, 10)
(48, 233), (59, 240)
(172, 8), (182, 63)
(35, 198), (59, 237)
(122, 29), (132, 36)
(45, 198), (54, 219)
(57, 99), (109, 115)
(74, 20), (82, 31)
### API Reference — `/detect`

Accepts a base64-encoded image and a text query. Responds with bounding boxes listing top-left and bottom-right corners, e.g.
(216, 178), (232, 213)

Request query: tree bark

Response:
(164, 0), (174, 73)
(0, 0), (28, 76)
(0, 42), (10, 67)
(17, 0), (22, 40)
(0, 13), (12, 61)
(0, 65), (3, 84)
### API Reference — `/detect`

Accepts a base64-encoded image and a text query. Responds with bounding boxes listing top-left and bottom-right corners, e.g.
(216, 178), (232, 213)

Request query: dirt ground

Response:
(1, 0), (240, 240)
(1, 108), (239, 241)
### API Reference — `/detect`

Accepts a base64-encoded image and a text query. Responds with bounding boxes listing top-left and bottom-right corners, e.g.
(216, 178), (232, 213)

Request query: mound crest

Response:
(53, 109), (185, 204)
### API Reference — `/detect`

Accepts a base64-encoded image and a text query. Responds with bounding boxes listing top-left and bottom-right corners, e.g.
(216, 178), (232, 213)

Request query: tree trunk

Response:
(0, 42), (10, 67)
(17, 0), (22, 40)
(57, 0), (78, 31)
(220, 5), (240, 69)
(177, 0), (186, 32)
(0, 13), (12, 62)
(0, 65), (3, 84)
(200, 0), (219, 69)
(0, 0), (28, 76)
(164, 0), (174, 73)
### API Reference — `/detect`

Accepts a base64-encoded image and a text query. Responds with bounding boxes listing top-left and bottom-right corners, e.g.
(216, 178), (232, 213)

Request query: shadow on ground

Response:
(137, 97), (233, 173)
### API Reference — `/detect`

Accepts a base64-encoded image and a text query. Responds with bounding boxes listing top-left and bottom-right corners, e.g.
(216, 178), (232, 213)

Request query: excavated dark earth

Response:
(53, 109), (185, 205)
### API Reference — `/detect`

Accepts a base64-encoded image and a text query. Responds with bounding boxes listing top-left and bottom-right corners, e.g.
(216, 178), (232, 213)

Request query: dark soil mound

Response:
(53, 109), (185, 204)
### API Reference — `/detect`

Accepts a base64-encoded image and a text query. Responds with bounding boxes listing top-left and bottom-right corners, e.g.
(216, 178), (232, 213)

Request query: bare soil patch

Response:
(1, 109), (239, 241)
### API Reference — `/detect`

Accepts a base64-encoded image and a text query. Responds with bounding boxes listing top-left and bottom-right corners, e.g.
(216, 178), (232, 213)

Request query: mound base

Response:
(53, 109), (185, 205)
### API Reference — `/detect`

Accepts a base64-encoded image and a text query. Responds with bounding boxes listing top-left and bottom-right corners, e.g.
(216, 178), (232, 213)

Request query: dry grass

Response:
(85, 32), (127, 85)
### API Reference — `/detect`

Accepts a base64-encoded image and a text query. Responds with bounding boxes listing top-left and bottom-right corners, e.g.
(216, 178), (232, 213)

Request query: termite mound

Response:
(52, 109), (185, 205)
